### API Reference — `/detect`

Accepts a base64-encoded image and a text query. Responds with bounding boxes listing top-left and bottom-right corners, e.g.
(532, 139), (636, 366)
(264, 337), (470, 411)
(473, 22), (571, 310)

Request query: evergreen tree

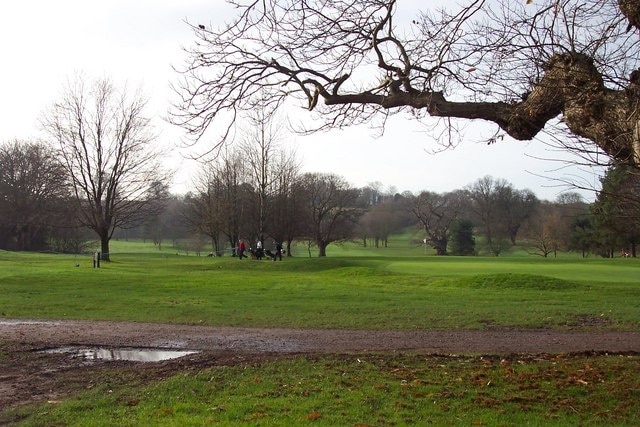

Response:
(449, 219), (476, 256)
(591, 165), (640, 257)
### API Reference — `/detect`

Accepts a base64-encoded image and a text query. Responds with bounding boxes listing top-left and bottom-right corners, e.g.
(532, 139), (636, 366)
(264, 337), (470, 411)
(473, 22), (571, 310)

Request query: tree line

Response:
(2, 134), (638, 258)
(130, 164), (640, 259)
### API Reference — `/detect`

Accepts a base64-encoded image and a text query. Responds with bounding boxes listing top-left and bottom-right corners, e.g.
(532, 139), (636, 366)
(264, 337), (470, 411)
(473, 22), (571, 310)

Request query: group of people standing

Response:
(237, 239), (283, 261)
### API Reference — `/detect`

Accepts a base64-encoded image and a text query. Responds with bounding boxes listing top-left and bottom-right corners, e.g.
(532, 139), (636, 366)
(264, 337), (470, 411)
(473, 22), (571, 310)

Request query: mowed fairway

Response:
(1, 242), (639, 331)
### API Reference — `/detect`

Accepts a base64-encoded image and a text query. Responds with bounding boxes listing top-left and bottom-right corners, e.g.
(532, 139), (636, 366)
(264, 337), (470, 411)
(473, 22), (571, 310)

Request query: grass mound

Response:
(459, 273), (581, 291)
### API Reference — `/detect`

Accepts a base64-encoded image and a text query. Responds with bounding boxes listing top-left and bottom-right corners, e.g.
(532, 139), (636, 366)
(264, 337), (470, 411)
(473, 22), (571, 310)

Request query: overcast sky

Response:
(0, 0), (603, 201)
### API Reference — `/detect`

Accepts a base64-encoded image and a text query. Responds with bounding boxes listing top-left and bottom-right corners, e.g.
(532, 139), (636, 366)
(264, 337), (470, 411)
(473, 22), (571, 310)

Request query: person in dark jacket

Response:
(273, 241), (283, 261)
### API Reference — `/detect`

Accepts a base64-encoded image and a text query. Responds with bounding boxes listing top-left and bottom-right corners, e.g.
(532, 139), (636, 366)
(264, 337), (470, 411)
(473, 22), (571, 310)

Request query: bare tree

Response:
(142, 181), (172, 250)
(358, 202), (398, 248)
(527, 203), (564, 257)
(0, 140), (69, 251)
(43, 77), (169, 261)
(504, 189), (539, 245)
(184, 169), (226, 255)
(299, 172), (361, 256)
(202, 148), (255, 253)
(241, 109), (275, 243)
(466, 176), (514, 256)
(267, 148), (301, 255)
(358, 182), (386, 207)
(239, 105), (298, 244)
(409, 190), (463, 255)
(185, 154), (250, 256)
(172, 0), (640, 168)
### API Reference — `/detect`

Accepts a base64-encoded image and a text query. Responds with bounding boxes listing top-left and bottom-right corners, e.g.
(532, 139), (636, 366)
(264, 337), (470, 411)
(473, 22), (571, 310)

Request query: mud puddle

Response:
(41, 346), (199, 362)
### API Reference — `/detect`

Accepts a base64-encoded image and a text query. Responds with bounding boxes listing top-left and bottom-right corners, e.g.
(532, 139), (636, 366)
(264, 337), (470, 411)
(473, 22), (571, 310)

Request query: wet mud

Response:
(1, 318), (639, 411)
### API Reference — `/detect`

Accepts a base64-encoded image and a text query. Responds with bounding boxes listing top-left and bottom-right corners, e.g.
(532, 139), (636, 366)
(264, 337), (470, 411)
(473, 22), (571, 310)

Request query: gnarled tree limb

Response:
(172, 0), (640, 164)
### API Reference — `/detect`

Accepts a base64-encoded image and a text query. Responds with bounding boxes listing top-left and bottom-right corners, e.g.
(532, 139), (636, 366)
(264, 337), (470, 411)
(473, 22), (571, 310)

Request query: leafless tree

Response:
(172, 0), (640, 169)
(527, 203), (564, 257)
(43, 77), (169, 260)
(142, 181), (172, 250)
(358, 202), (399, 248)
(355, 183), (399, 248)
(466, 176), (514, 256)
(267, 149), (301, 255)
(299, 172), (361, 256)
(358, 182), (386, 207)
(239, 105), (299, 244)
(184, 169), (226, 255)
(503, 189), (539, 245)
(240, 106), (278, 242)
(409, 190), (464, 255)
(0, 140), (69, 251)
(197, 148), (255, 253)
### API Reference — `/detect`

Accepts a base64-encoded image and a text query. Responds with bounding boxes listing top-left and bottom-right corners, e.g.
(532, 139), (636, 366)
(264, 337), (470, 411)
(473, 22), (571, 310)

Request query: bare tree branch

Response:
(171, 0), (640, 165)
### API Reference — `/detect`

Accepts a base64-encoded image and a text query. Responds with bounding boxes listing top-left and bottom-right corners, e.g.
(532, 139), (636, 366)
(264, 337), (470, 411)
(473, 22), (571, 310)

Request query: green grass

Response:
(0, 244), (639, 330)
(2, 241), (640, 425)
(8, 353), (640, 426)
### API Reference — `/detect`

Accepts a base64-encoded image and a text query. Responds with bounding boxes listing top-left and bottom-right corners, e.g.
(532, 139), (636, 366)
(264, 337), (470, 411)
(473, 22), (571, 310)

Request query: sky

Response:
(0, 0), (604, 201)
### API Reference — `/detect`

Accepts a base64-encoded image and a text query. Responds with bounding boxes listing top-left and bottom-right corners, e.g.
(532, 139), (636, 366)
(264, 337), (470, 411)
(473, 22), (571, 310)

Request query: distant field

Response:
(1, 240), (638, 330)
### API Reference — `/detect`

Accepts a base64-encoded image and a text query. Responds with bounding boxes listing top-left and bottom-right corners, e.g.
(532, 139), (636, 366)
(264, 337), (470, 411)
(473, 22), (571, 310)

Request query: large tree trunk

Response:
(417, 53), (640, 164)
(100, 235), (110, 261)
(619, 0), (640, 32)
(317, 240), (328, 257)
(634, 120), (640, 165)
(433, 238), (448, 256)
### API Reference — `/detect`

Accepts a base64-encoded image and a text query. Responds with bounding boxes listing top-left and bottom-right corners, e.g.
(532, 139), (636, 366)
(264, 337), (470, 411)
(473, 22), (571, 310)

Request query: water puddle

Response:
(0, 319), (61, 326)
(42, 346), (199, 362)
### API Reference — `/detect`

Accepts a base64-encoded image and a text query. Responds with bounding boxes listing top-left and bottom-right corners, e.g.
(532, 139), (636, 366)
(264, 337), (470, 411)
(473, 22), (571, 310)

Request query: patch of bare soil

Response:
(1, 319), (639, 413)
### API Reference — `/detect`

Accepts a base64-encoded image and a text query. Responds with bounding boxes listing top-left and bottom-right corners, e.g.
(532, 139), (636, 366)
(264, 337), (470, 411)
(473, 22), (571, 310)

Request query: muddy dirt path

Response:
(3, 319), (640, 354)
(2, 319), (640, 412)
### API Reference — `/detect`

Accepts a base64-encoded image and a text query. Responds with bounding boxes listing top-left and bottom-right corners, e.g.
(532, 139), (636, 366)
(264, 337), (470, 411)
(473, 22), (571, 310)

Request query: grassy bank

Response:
(7, 353), (640, 426)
